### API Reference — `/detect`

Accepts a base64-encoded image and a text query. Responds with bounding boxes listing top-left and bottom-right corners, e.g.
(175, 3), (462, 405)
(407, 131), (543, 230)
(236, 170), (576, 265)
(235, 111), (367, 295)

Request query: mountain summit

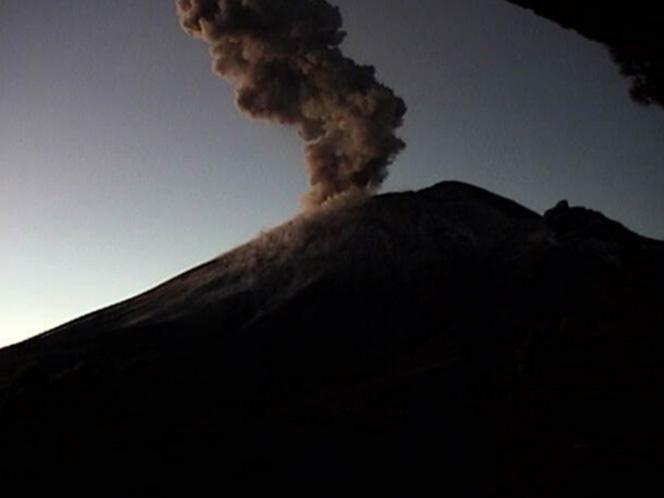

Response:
(1, 181), (662, 495)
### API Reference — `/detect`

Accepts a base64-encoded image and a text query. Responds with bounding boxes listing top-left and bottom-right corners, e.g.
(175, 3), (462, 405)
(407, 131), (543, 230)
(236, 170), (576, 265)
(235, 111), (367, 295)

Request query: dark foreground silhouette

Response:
(507, 0), (664, 107)
(1, 182), (662, 496)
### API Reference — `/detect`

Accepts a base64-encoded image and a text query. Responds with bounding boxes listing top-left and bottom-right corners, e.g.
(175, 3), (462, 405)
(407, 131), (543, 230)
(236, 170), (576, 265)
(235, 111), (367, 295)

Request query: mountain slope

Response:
(1, 181), (662, 495)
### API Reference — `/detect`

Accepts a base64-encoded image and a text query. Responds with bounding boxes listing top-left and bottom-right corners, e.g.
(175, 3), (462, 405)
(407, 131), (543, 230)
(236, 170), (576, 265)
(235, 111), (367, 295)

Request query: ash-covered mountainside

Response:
(1, 181), (662, 496)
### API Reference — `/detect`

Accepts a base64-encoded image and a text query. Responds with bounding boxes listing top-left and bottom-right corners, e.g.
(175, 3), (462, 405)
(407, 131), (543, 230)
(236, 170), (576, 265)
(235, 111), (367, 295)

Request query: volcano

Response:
(1, 181), (662, 495)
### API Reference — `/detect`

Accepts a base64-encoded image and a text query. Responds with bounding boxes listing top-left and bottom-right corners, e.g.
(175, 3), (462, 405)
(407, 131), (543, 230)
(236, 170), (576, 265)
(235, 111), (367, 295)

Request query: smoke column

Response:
(176, 0), (407, 207)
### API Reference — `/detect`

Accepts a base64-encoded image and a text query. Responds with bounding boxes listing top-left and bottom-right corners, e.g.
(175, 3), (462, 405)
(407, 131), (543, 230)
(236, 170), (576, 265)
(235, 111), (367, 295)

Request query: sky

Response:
(1, 0), (663, 348)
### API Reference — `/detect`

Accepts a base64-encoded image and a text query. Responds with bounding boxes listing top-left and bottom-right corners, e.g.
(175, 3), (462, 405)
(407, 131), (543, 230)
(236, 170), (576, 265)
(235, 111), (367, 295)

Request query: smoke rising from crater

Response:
(176, 0), (406, 207)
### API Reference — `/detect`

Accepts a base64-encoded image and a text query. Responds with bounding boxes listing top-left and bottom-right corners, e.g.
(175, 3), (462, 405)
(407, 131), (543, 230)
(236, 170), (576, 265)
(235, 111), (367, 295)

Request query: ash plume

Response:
(176, 0), (407, 207)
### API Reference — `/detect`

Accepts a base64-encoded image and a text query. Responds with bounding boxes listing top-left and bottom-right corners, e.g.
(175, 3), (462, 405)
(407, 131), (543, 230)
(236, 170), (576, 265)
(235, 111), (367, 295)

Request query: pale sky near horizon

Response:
(1, 0), (663, 348)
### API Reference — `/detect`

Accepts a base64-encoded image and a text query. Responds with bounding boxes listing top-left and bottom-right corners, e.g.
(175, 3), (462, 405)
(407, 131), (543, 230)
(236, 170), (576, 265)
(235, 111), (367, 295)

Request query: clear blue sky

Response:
(1, 0), (663, 347)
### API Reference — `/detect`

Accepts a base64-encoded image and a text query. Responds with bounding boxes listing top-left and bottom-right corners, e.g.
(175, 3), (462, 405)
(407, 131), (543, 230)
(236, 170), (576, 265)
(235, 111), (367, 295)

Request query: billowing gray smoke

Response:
(176, 0), (406, 207)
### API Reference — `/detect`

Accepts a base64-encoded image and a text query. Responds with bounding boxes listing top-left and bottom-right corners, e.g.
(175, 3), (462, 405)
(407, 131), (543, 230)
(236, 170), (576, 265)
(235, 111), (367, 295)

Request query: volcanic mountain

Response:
(1, 181), (662, 495)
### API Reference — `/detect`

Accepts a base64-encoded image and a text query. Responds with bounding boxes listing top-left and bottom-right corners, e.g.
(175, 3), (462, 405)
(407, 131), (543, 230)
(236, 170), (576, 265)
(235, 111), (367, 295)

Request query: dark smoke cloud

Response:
(176, 0), (406, 207)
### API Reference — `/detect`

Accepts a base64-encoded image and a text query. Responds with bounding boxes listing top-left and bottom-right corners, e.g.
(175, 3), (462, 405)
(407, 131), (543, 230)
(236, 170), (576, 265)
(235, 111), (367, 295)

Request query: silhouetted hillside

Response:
(1, 181), (662, 496)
